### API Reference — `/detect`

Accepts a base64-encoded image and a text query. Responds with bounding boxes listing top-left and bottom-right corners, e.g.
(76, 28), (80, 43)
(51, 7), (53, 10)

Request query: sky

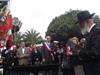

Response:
(10, 0), (100, 38)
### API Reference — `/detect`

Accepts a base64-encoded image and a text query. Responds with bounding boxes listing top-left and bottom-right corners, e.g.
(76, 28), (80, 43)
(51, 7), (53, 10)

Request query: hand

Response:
(36, 58), (39, 61)
(67, 52), (73, 55)
(54, 51), (56, 54)
(5, 50), (9, 54)
(70, 52), (73, 55)
(42, 58), (45, 62)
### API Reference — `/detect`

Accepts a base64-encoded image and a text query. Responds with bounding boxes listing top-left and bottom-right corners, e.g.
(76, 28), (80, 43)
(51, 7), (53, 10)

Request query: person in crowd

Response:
(41, 35), (55, 64)
(76, 10), (100, 75)
(41, 36), (59, 75)
(2, 41), (12, 75)
(10, 45), (18, 66)
(17, 42), (31, 66)
(52, 41), (60, 64)
(17, 42), (31, 75)
(25, 42), (32, 65)
(62, 37), (80, 75)
(80, 38), (86, 48)
(31, 44), (42, 65)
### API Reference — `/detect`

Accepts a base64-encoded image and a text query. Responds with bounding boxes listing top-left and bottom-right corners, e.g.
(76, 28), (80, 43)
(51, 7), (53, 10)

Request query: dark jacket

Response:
(31, 50), (42, 65)
(79, 25), (100, 75)
(2, 49), (13, 66)
(62, 41), (80, 68)
(41, 42), (55, 63)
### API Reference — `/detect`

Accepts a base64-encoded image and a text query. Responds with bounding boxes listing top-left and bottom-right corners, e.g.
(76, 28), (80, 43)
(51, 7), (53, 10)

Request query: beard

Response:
(81, 24), (89, 35)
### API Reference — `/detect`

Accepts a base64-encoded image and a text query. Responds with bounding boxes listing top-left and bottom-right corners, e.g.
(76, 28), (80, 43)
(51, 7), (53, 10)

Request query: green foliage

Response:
(46, 9), (100, 43)
(46, 10), (81, 43)
(23, 29), (43, 44)
(13, 29), (43, 45)
(94, 15), (100, 25)
(13, 32), (23, 45)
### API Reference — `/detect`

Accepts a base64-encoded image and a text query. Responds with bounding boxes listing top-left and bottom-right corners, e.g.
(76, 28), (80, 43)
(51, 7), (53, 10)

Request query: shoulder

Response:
(17, 47), (21, 51)
(25, 47), (30, 50)
(91, 25), (100, 35)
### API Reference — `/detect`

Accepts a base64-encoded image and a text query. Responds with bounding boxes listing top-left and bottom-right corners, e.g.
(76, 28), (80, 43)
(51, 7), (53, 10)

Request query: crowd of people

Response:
(0, 35), (86, 75)
(1, 36), (62, 66)
(0, 36), (61, 75)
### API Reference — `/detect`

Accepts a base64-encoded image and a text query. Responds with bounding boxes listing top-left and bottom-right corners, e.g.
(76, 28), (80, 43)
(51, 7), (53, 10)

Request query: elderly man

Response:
(41, 36), (55, 64)
(76, 10), (100, 75)
(17, 42), (31, 66)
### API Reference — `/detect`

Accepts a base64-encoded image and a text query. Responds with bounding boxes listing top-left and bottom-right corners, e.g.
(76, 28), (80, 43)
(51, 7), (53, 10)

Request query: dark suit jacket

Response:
(41, 42), (55, 63)
(79, 25), (100, 75)
(31, 50), (42, 65)
(2, 49), (12, 66)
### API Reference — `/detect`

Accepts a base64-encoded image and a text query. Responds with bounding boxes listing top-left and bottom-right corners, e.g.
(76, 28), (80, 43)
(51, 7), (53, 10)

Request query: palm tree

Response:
(13, 32), (23, 45)
(23, 29), (43, 44)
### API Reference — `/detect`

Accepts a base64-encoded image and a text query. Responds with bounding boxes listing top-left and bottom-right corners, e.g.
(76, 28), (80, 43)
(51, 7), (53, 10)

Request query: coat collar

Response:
(88, 23), (96, 33)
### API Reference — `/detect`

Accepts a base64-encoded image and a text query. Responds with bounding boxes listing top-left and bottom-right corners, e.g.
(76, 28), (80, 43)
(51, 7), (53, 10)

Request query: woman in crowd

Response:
(62, 37), (81, 75)
(31, 44), (42, 65)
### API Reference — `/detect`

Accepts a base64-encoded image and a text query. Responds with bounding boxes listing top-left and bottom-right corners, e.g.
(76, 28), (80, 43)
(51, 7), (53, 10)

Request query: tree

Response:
(46, 10), (80, 43)
(23, 29), (43, 44)
(94, 15), (100, 25)
(46, 9), (100, 44)
(13, 32), (23, 45)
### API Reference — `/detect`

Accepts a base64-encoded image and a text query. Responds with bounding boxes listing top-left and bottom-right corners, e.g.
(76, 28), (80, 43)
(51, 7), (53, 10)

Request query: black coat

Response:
(2, 49), (13, 66)
(31, 50), (42, 65)
(79, 25), (100, 75)
(41, 42), (55, 63)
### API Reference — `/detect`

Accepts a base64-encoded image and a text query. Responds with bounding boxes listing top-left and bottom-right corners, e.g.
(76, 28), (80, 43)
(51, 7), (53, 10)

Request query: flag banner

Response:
(0, 0), (12, 47)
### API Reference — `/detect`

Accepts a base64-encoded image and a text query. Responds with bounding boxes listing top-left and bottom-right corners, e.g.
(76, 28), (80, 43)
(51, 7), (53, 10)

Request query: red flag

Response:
(6, 35), (12, 49)
(5, 15), (13, 29)
(0, 15), (12, 37)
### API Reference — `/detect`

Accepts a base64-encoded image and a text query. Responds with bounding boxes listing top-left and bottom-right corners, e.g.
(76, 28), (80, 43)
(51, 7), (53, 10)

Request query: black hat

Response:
(76, 11), (95, 24)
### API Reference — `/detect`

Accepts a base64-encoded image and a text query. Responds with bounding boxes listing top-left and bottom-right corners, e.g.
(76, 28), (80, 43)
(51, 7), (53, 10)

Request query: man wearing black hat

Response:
(76, 10), (100, 75)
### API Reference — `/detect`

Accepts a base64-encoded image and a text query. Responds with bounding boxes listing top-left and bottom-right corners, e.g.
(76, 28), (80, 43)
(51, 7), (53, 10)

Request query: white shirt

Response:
(22, 48), (25, 54)
(88, 23), (96, 33)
